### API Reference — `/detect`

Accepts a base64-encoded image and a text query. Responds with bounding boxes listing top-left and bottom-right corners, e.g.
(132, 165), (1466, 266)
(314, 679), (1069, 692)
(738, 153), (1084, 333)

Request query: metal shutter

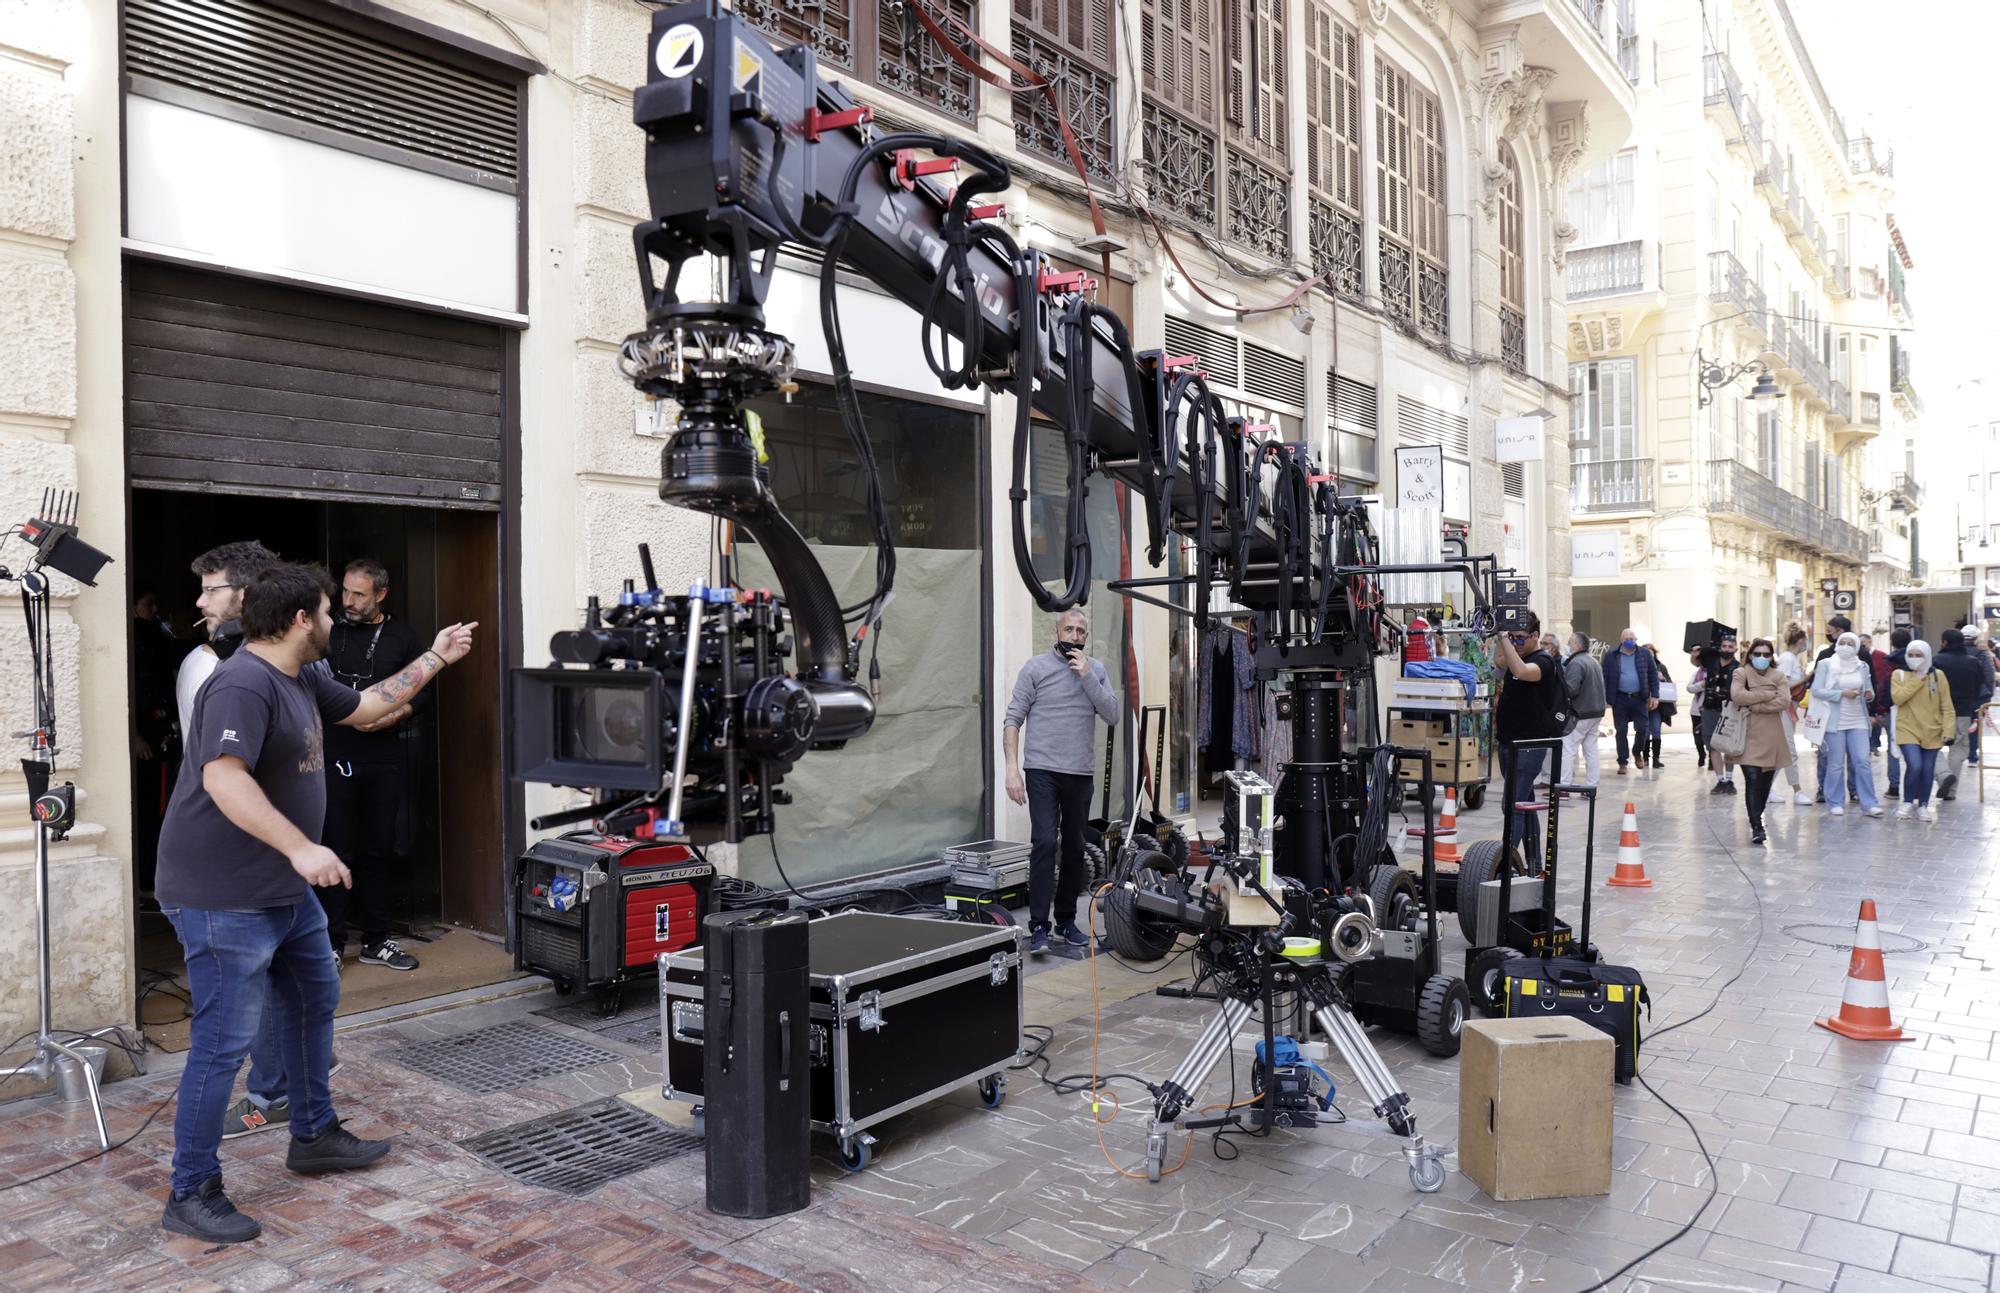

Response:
(123, 0), (521, 189)
(125, 262), (506, 509)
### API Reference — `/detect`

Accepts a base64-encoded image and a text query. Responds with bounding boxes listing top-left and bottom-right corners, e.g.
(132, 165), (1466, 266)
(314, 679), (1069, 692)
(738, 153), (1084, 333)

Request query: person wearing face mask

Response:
(1697, 633), (1741, 794)
(1889, 639), (1953, 822)
(1811, 614), (1853, 800)
(1810, 632), (1883, 817)
(1930, 629), (1988, 801)
(1607, 629), (1658, 775)
(1729, 639), (1793, 845)
(1772, 626), (1815, 807)
(1493, 613), (1564, 872)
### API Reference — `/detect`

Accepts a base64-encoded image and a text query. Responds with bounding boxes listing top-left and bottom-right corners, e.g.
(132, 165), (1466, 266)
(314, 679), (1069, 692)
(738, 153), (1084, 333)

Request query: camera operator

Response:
(176, 541), (280, 740)
(154, 562), (474, 1244)
(1493, 613), (1563, 872)
(1004, 608), (1120, 956)
(1695, 631), (1741, 794)
(321, 558), (428, 972)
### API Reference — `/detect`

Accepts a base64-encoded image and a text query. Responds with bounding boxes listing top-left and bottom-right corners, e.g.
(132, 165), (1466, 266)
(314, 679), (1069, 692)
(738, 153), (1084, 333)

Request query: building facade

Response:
(1562, 0), (1924, 650)
(0, 0), (1634, 1067)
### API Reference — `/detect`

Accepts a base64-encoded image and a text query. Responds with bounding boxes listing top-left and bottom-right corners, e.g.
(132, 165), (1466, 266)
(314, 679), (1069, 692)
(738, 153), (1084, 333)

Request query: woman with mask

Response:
(1810, 631), (1884, 817)
(1773, 626), (1815, 807)
(1730, 638), (1794, 844)
(1890, 640), (1954, 822)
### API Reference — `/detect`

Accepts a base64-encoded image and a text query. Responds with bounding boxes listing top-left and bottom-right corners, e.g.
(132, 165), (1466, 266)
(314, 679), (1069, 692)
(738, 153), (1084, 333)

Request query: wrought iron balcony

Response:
(1827, 379), (1852, 426)
(1572, 457), (1653, 513)
(1890, 472), (1924, 509)
(1891, 338), (1920, 411)
(1566, 240), (1646, 300)
(1574, 0), (1605, 30)
(1703, 53), (1747, 144)
(1858, 391), (1882, 426)
(1849, 133), (1895, 178)
(1707, 459), (1867, 562)
(1707, 251), (1767, 334)
(1788, 332), (1831, 404)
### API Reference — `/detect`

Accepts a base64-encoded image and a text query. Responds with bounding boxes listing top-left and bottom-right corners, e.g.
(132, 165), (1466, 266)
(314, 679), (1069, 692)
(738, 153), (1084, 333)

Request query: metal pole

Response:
(665, 586), (707, 834)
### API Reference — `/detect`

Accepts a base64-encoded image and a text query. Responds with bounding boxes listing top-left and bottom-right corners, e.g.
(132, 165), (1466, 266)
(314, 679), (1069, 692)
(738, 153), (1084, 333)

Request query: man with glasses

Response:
(320, 558), (428, 972)
(176, 542), (280, 741)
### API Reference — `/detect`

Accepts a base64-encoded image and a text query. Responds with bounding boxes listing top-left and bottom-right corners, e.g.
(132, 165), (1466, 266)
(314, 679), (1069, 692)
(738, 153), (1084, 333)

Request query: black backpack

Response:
(1539, 652), (1580, 738)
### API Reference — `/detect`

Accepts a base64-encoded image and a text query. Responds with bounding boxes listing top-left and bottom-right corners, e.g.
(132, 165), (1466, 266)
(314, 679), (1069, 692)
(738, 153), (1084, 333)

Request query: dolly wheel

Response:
(837, 1137), (872, 1173)
(1409, 1152), (1447, 1193)
(1455, 839), (1525, 943)
(1468, 946), (1526, 1017)
(978, 1075), (1006, 1109)
(1366, 865), (1420, 933)
(1083, 842), (1108, 889)
(1461, 782), (1486, 811)
(1416, 975), (1469, 1058)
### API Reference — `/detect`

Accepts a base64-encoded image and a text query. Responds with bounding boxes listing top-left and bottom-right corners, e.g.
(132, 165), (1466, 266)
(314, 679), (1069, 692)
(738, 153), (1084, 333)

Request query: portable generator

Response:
(514, 833), (715, 999)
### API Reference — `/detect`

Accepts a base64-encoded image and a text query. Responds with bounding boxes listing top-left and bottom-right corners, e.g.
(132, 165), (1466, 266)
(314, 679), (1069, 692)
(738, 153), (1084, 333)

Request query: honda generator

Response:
(514, 833), (715, 1001)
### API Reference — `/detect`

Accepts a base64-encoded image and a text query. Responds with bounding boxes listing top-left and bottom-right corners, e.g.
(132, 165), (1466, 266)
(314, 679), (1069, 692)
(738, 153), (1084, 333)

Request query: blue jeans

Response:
(1610, 692), (1649, 766)
(1886, 737), (1902, 792)
(162, 899), (341, 1196)
(1502, 745), (1548, 869)
(1898, 744), (1939, 806)
(1819, 727), (1878, 812)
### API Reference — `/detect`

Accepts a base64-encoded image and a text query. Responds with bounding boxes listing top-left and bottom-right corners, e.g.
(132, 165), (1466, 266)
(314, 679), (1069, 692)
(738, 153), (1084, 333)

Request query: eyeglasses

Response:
(198, 583), (236, 596)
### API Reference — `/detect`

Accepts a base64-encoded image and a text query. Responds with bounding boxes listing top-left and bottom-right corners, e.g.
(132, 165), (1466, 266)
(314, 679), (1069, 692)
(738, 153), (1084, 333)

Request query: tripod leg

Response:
(1144, 995), (1254, 1181)
(1303, 991), (1448, 1193)
(42, 1036), (109, 1150)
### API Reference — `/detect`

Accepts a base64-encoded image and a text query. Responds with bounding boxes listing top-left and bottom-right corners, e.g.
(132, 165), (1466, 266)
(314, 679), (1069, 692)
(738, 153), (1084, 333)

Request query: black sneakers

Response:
(1939, 774), (1960, 801)
(161, 1176), (262, 1244)
(286, 1119), (392, 1174)
(358, 939), (418, 971)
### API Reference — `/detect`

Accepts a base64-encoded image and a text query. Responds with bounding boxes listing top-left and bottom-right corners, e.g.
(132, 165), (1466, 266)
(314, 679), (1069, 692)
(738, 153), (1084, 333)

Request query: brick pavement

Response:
(2, 738), (1998, 1292)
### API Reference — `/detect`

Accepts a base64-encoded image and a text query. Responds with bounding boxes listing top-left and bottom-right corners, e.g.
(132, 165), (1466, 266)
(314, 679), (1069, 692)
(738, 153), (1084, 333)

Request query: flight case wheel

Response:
(1468, 945), (1526, 1017)
(837, 1136), (873, 1173)
(978, 1075), (1006, 1109)
(1416, 975), (1470, 1058)
(1409, 1151), (1447, 1193)
(1460, 781), (1486, 811)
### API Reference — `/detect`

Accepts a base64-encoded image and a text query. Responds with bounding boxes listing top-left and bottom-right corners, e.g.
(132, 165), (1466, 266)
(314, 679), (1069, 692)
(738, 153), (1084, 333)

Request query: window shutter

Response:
(1222, 0), (1246, 129)
(1018, 0), (1112, 67)
(124, 0), (521, 188)
(1305, 3), (1360, 213)
(1376, 58), (1411, 241)
(1142, 0), (1216, 125)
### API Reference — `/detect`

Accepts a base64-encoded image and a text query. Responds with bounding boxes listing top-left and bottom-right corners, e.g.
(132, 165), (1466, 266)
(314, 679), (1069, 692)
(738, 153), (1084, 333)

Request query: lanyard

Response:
(335, 617), (388, 685)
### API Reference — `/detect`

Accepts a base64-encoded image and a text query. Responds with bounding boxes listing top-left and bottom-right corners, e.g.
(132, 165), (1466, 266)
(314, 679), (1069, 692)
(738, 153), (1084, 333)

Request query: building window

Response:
(1566, 150), (1635, 248)
(738, 0), (979, 122)
(1221, 0), (1290, 258)
(1305, 1), (1362, 299)
(1327, 370), (1378, 482)
(1499, 146), (1526, 374)
(1139, 0), (1221, 233)
(1569, 355), (1637, 493)
(1376, 56), (1447, 339)
(1013, 0), (1118, 179)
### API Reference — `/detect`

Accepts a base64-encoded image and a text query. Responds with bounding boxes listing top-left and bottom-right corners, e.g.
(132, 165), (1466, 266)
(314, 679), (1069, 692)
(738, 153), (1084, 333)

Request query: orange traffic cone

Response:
(1408, 786), (1464, 864)
(1815, 900), (1913, 1042)
(1606, 802), (1652, 887)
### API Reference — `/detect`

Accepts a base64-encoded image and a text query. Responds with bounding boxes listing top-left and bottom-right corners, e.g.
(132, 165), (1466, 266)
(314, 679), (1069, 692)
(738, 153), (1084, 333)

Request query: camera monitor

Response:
(509, 667), (664, 791)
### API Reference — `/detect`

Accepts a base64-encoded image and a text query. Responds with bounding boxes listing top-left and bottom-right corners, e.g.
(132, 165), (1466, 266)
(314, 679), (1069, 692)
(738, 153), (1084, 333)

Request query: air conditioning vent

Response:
(1502, 462), (1525, 498)
(1328, 372), (1377, 433)
(1243, 341), (1308, 411)
(1163, 315), (1240, 388)
(1396, 395), (1471, 459)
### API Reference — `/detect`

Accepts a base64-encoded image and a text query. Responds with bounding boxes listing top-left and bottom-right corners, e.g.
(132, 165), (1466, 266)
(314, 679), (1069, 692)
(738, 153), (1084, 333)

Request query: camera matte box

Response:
(1458, 1017), (1612, 1201)
(1680, 619), (1736, 654)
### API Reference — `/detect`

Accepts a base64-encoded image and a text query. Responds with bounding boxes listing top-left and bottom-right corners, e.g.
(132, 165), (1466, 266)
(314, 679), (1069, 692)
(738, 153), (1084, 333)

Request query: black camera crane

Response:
(508, 0), (1516, 866)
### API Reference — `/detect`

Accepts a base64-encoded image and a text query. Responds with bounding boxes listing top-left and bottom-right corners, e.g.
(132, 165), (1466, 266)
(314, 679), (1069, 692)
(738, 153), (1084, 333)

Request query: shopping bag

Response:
(1797, 696), (1827, 746)
(1709, 700), (1748, 758)
(1655, 679), (1678, 704)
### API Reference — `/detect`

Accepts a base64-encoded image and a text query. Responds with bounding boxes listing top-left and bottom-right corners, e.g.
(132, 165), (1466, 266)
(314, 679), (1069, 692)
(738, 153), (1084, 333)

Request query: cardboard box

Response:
(1458, 1017), (1613, 1201)
(1393, 717), (1446, 746)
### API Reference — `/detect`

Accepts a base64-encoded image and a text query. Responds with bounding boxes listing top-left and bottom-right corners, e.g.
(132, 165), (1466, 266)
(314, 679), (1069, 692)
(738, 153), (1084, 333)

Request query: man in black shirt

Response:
(156, 563), (474, 1244)
(1493, 612), (1563, 870)
(321, 558), (428, 971)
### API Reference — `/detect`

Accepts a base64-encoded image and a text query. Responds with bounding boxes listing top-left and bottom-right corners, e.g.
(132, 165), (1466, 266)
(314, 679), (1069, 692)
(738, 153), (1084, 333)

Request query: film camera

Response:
(507, 545), (873, 844)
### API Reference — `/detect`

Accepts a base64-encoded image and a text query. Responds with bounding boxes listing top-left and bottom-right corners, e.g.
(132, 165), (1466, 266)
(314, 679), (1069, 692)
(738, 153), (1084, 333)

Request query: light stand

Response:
(0, 490), (141, 1149)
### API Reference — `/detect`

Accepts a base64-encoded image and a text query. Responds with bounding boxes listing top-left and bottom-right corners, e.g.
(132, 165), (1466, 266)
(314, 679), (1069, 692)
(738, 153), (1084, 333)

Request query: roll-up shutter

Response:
(124, 262), (505, 508)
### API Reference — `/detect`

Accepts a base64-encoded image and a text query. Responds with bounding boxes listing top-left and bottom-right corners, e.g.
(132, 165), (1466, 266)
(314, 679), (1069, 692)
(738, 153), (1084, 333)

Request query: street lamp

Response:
(1696, 350), (1785, 407)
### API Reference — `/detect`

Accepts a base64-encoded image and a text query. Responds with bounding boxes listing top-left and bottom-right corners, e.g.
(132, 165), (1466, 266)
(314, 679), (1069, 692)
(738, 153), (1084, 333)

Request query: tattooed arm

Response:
(340, 622), (477, 727)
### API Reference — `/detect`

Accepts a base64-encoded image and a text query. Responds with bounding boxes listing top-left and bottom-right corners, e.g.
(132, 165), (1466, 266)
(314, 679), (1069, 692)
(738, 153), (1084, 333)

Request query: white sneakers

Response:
(1794, 791), (1815, 805)
(1895, 803), (1915, 820)
(1862, 806), (1885, 818)
(1920, 805), (1938, 822)
(1829, 806), (1845, 816)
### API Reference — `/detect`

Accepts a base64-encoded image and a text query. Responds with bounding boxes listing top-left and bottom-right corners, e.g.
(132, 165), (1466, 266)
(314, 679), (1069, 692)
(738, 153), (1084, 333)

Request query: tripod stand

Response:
(1142, 940), (1445, 1191)
(1, 506), (142, 1149)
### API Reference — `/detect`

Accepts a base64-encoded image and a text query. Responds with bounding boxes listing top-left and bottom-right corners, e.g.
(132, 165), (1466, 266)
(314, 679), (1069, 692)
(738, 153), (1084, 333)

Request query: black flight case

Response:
(659, 911), (1025, 1171)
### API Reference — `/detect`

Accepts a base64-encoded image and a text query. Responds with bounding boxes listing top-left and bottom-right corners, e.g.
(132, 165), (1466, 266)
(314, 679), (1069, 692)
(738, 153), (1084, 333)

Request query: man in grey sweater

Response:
(1004, 608), (1120, 955)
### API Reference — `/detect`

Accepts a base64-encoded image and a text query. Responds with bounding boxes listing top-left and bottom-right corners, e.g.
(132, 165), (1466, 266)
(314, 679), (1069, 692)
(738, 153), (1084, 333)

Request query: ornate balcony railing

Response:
(1828, 379), (1851, 424)
(1500, 307), (1526, 373)
(1571, 458), (1653, 512)
(1224, 149), (1290, 261)
(1708, 459), (1867, 562)
(1010, 27), (1116, 181)
(1566, 240), (1645, 299)
(1309, 199), (1364, 301)
(1139, 104), (1219, 234)
(1890, 472), (1924, 509)
(1707, 250), (1767, 329)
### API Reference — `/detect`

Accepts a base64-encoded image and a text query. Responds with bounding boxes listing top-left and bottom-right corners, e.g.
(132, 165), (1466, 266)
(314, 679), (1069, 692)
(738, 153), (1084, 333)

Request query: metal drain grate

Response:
(533, 984), (661, 1033)
(597, 1015), (662, 1050)
(458, 1097), (702, 1195)
(1784, 923), (1928, 954)
(384, 1020), (622, 1094)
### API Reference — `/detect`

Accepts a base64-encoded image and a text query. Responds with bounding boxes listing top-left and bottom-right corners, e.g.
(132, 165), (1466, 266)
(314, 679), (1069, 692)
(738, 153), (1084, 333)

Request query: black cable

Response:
(0, 1090), (178, 1193)
(1570, 816), (1767, 1293)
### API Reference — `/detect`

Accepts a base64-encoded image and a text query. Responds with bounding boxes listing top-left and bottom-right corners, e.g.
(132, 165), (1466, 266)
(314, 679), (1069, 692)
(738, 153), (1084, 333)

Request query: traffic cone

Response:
(1408, 786), (1464, 864)
(1606, 802), (1652, 887)
(1815, 900), (1913, 1042)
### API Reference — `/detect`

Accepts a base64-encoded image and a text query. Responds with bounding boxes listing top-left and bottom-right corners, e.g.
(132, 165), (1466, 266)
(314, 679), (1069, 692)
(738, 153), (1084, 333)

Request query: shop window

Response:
(737, 382), (987, 886)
